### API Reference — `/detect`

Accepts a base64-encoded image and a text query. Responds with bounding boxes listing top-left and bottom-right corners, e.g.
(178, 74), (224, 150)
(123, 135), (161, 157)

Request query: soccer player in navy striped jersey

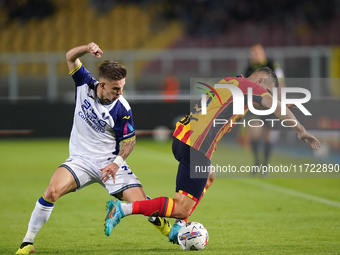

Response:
(15, 42), (170, 254)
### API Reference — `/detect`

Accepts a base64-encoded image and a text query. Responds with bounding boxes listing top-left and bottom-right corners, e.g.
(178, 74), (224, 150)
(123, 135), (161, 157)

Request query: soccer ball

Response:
(177, 222), (209, 251)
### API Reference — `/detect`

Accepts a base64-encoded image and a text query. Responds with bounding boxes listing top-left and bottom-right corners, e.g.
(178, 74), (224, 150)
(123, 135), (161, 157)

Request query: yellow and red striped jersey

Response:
(173, 76), (270, 159)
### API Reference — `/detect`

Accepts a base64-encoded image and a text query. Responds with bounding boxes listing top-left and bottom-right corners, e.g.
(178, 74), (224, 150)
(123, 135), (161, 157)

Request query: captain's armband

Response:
(121, 136), (136, 143)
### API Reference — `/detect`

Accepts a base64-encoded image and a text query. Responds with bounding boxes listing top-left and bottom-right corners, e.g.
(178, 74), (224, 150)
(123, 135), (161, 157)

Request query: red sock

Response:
(132, 197), (175, 217)
(183, 187), (207, 223)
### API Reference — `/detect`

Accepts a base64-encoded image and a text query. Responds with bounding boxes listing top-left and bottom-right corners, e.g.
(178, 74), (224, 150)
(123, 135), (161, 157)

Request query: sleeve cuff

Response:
(121, 135), (136, 143)
(69, 62), (82, 76)
(260, 92), (271, 97)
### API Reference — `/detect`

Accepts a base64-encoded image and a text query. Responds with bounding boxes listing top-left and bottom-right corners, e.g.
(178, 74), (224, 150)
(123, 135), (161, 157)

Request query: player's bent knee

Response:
(44, 187), (61, 203)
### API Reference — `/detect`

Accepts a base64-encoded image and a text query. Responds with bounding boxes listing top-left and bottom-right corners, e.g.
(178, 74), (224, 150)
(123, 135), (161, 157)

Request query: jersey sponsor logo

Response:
(79, 99), (108, 133)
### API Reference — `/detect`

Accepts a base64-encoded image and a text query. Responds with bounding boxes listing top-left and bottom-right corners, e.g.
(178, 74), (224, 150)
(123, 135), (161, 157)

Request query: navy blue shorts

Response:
(172, 137), (211, 201)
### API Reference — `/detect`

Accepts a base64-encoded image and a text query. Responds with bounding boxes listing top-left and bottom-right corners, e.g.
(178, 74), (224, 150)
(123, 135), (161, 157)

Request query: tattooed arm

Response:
(100, 137), (136, 183)
(117, 138), (136, 160)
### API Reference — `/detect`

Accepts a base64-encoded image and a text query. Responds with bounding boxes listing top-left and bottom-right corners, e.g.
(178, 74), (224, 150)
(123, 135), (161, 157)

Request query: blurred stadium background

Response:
(0, 0), (339, 163)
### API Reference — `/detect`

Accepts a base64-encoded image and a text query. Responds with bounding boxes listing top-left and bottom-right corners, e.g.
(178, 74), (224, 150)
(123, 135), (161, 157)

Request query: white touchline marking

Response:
(237, 178), (340, 209)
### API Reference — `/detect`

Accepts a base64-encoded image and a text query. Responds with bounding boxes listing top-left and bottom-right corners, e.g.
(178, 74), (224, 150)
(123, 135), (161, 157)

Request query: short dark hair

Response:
(98, 60), (127, 81)
(252, 67), (279, 87)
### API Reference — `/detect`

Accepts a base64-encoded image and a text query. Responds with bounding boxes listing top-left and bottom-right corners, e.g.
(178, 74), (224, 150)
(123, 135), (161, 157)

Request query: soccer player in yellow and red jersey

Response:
(104, 67), (321, 243)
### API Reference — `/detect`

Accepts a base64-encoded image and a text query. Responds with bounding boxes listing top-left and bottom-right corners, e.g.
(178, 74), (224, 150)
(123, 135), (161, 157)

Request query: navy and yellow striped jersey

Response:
(173, 76), (270, 159)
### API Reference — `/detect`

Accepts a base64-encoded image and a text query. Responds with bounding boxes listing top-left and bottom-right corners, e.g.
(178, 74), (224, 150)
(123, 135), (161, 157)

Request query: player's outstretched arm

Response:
(66, 42), (103, 73)
(100, 137), (136, 183)
(261, 95), (321, 150)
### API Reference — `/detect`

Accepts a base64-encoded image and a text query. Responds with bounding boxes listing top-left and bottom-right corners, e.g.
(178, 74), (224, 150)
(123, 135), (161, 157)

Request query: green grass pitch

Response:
(1, 138), (340, 254)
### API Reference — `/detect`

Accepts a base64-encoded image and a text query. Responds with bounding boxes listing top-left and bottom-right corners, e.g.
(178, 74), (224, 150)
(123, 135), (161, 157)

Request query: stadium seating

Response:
(0, 0), (182, 75)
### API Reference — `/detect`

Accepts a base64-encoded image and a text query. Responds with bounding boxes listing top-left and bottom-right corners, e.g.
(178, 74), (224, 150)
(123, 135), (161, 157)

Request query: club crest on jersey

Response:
(102, 112), (110, 120)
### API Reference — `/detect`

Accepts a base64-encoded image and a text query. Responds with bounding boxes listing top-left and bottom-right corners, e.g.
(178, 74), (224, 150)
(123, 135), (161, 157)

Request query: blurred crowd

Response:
(1, 0), (339, 47)
(1, 0), (338, 36)
(0, 0), (54, 25)
(159, 0), (338, 37)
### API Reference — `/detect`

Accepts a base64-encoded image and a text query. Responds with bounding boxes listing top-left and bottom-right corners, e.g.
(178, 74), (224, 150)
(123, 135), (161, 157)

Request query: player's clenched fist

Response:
(87, 42), (103, 58)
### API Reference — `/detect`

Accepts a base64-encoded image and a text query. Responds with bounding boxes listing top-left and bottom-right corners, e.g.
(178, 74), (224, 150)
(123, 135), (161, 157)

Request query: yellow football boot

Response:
(151, 217), (172, 236)
(15, 243), (34, 254)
